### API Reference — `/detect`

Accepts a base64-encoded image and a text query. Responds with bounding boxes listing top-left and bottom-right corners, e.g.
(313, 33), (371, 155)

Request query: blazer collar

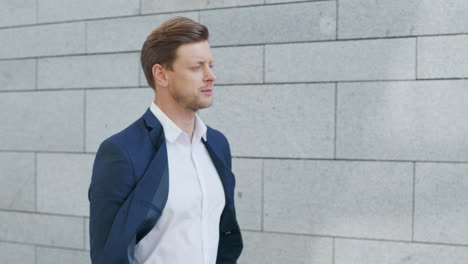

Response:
(141, 108), (226, 167)
(142, 108), (165, 150)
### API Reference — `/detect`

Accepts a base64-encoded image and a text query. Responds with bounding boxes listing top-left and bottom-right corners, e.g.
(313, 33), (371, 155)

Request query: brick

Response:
(85, 88), (153, 152)
(266, 38), (416, 82)
(339, 0), (468, 39)
(141, 0), (263, 14)
(418, 35), (468, 79)
(38, 0), (139, 23)
(0, 90), (84, 151)
(87, 12), (198, 53)
(0, 152), (35, 211)
(415, 163), (468, 245)
(263, 160), (413, 240)
(37, 153), (94, 216)
(200, 2), (335, 46)
(0, 242), (35, 264)
(0, 59), (36, 91)
(200, 83), (335, 158)
(232, 158), (262, 231)
(335, 239), (468, 264)
(0, 22), (85, 59)
(37, 247), (90, 264)
(0, 0), (36, 27)
(336, 80), (468, 161)
(0, 211), (84, 248)
(38, 53), (140, 89)
(203, 46), (263, 84)
(239, 231), (333, 264)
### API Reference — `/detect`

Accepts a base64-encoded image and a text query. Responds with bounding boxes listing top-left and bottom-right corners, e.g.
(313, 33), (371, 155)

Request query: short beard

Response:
(171, 89), (212, 112)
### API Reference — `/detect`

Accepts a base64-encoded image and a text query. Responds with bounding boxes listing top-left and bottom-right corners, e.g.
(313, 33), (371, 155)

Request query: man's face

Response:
(165, 41), (216, 112)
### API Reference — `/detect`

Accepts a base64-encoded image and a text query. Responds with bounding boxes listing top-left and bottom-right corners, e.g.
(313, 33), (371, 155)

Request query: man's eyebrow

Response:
(193, 59), (214, 64)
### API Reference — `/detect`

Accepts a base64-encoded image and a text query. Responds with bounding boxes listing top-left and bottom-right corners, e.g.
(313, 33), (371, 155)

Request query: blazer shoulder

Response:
(206, 126), (233, 169)
(206, 125), (229, 145)
(99, 116), (146, 150)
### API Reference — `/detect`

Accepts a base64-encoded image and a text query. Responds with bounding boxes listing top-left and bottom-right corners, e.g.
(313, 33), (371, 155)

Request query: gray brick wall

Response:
(0, 0), (467, 263)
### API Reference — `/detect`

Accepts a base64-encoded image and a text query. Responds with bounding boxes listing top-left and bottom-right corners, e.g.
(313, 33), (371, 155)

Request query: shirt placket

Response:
(190, 140), (208, 264)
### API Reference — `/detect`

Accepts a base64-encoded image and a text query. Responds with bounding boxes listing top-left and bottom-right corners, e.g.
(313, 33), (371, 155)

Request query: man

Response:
(88, 16), (243, 264)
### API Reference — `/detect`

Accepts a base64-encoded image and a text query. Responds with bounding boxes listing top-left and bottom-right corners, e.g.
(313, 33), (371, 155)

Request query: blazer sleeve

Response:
(88, 138), (135, 264)
(216, 135), (243, 264)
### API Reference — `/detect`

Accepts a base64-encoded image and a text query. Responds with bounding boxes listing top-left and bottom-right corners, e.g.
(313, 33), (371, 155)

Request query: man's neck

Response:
(154, 98), (196, 142)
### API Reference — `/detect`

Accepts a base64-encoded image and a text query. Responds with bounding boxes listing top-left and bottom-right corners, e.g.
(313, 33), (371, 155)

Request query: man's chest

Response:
(165, 141), (225, 215)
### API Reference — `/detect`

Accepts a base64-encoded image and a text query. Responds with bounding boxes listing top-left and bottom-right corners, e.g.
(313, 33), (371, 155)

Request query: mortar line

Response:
(84, 22), (88, 53)
(239, 229), (468, 248)
(333, 82), (338, 159)
(34, 152), (37, 212)
(262, 45), (266, 83)
(138, 66), (142, 87)
(0, 86), (141, 93)
(0, 11), (199, 31)
(0, 150), (97, 154)
(83, 216), (87, 249)
(0, 207), (87, 218)
(0, 1), (307, 31)
(35, 58), (39, 90)
(0, 239), (89, 252)
(412, 161), (416, 241)
(0, 23), (466, 43)
(415, 37), (419, 79)
(0, 150), (467, 164)
(230, 157), (468, 164)
(335, 0), (339, 40)
(83, 90), (87, 152)
(1, 33), (468, 61)
(0, 50), (139, 61)
(34, 245), (38, 264)
(332, 237), (336, 264)
(261, 159), (265, 231)
(4, 77), (468, 94)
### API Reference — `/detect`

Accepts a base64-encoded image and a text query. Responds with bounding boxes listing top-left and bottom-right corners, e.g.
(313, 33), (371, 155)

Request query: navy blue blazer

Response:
(88, 108), (243, 263)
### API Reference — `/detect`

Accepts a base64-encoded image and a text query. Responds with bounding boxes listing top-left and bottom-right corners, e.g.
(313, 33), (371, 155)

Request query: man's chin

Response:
(189, 100), (212, 112)
(197, 102), (213, 110)
(199, 98), (213, 109)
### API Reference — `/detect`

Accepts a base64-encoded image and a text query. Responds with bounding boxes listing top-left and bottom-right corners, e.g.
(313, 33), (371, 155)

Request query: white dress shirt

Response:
(134, 102), (226, 264)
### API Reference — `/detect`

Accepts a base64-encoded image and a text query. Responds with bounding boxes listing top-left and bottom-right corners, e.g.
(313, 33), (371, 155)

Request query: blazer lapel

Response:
(142, 108), (165, 149)
(202, 134), (235, 206)
(132, 109), (170, 241)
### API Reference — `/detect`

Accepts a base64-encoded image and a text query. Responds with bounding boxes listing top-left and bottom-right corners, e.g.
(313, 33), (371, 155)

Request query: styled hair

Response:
(140, 16), (209, 90)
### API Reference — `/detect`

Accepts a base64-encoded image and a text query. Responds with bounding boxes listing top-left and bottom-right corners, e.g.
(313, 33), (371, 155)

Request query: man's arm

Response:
(216, 135), (243, 264)
(88, 138), (135, 263)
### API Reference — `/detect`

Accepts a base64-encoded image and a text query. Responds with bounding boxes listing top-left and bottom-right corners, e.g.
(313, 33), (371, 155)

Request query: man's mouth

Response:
(201, 89), (213, 95)
(202, 86), (213, 95)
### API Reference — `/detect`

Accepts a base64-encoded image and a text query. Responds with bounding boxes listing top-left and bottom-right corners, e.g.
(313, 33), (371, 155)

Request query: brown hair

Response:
(140, 16), (209, 90)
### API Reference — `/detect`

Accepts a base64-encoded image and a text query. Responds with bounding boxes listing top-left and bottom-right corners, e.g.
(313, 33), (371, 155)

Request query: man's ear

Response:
(152, 64), (168, 89)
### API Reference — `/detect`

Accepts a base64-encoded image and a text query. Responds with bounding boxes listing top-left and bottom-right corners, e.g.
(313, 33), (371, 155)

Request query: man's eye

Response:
(191, 66), (201, 70)
(209, 64), (214, 68)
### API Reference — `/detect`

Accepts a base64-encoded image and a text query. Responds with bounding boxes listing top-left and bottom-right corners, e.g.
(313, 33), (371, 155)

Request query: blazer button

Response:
(224, 231), (231, 235)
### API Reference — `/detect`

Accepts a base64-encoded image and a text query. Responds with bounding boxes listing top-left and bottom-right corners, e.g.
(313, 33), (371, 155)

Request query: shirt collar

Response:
(150, 102), (207, 143)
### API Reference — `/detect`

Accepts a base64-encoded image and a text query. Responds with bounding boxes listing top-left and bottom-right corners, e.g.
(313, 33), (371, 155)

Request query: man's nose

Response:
(204, 66), (216, 82)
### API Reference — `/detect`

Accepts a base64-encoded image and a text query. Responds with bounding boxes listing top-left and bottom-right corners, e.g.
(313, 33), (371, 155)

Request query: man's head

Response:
(141, 17), (216, 111)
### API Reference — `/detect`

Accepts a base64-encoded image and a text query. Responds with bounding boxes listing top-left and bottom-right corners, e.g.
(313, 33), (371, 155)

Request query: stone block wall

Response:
(1, 0), (467, 263)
